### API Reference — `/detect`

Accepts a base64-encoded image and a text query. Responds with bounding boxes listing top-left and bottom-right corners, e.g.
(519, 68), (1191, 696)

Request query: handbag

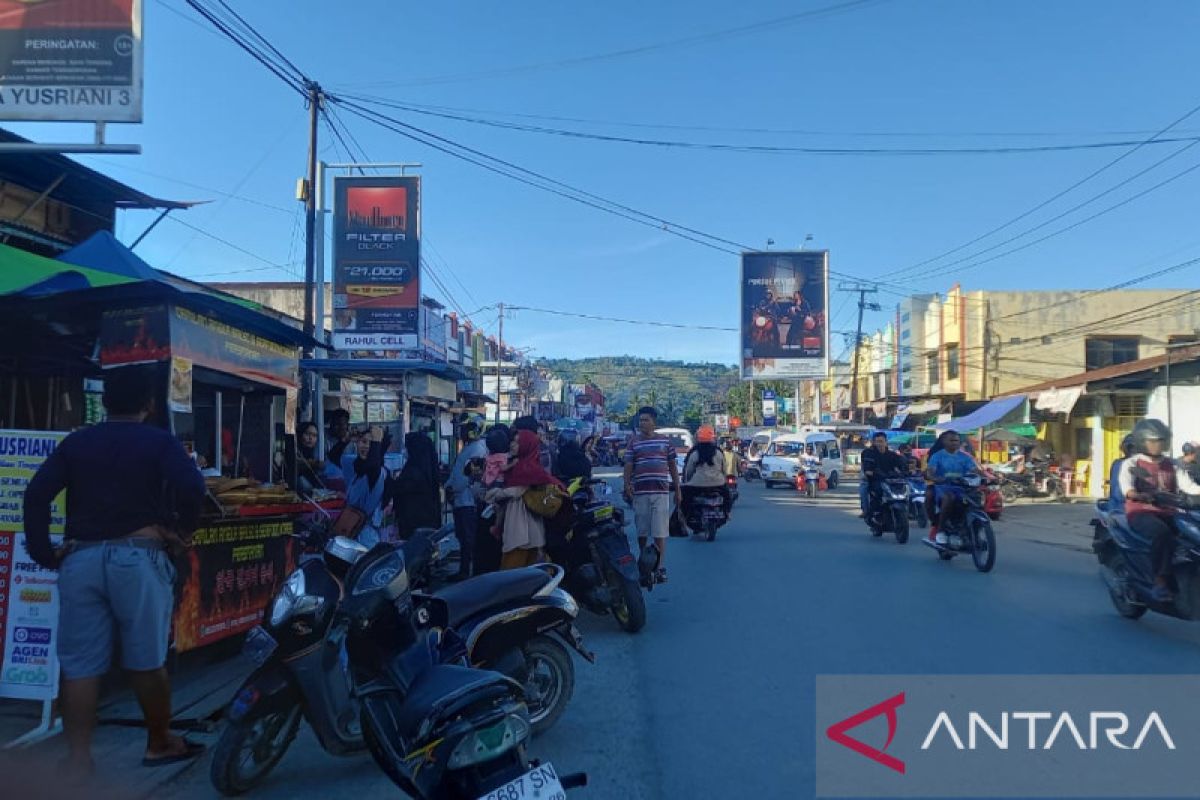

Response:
(523, 484), (567, 519)
(332, 505), (368, 539)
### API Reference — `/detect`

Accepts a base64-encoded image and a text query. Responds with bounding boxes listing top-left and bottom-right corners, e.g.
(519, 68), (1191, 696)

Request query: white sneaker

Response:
(935, 532), (949, 546)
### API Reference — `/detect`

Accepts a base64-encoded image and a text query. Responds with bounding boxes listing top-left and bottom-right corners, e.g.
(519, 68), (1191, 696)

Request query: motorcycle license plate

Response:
(242, 626), (278, 666)
(477, 762), (565, 800)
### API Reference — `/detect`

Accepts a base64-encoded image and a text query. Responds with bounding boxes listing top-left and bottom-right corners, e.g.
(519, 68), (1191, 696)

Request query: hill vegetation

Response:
(537, 356), (799, 428)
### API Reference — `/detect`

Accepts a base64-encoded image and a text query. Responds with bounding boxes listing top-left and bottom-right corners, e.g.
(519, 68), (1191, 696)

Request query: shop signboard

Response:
(168, 356), (193, 413)
(0, 430), (65, 701)
(99, 305), (299, 389)
(0, 0), (144, 122)
(332, 176), (421, 350)
(740, 250), (829, 381)
(172, 518), (296, 652)
(714, 414), (730, 433)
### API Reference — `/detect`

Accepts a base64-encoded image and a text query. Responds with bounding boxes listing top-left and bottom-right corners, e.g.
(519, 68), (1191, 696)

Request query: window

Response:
(1074, 427), (1093, 460)
(1168, 334), (1199, 345)
(927, 353), (940, 385)
(903, 378), (913, 390)
(829, 445), (841, 460)
(901, 312), (911, 323)
(946, 344), (960, 381)
(1085, 337), (1139, 371)
(901, 329), (910, 340)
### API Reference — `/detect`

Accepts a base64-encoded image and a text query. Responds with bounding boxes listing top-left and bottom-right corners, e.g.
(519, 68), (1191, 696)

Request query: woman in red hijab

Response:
(485, 430), (562, 569)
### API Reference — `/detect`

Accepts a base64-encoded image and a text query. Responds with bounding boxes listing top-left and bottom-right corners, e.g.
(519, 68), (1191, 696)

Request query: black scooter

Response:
(1093, 495), (1200, 621)
(341, 535), (587, 798)
(867, 474), (911, 544)
(684, 488), (729, 542)
(549, 477), (647, 633)
(920, 475), (997, 572)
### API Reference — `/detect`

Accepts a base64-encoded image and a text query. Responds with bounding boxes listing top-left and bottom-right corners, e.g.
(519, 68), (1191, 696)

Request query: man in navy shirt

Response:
(24, 366), (206, 776)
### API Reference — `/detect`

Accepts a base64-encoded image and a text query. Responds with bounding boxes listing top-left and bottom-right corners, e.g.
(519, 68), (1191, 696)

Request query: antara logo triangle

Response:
(825, 692), (906, 774)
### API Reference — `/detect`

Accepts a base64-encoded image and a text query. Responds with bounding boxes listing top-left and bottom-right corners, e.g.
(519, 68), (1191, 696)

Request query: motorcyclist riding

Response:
(1107, 435), (1135, 514)
(861, 432), (907, 522)
(897, 442), (920, 475)
(1117, 419), (1180, 602)
(925, 430), (980, 545)
(682, 425), (731, 515)
(1177, 441), (1200, 497)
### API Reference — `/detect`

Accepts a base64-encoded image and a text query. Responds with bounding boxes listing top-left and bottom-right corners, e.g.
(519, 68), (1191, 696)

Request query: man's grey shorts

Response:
(57, 540), (176, 679)
(632, 493), (671, 540)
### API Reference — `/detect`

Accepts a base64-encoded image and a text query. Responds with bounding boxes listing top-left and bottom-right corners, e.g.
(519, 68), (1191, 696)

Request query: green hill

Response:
(536, 356), (799, 428)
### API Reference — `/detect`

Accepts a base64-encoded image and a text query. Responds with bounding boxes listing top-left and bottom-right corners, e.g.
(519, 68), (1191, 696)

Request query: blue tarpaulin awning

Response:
(933, 394), (1026, 433)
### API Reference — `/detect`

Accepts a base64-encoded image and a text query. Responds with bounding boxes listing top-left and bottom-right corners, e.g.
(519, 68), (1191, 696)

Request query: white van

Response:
(655, 427), (695, 472)
(760, 431), (844, 490)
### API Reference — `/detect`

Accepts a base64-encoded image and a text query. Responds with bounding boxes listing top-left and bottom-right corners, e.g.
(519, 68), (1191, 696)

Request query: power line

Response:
(331, 96), (1200, 157)
(504, 304), (737, 331)
(182, 0), (307, 94)
(335, 96), (1200, 141)
(879, 96), (1200, 283)
(337, 0), (887, 89)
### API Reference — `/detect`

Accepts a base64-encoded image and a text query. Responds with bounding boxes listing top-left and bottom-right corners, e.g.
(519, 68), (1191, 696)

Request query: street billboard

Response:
(332, 176), (421, 351)
(740, 250), (829, 380)
(0, 0), (143, 122)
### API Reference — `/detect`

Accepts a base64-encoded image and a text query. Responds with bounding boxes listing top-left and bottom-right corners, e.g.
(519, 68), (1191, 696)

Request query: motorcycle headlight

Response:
(447, 713), (531, 769)
(269, 570), (322, 627)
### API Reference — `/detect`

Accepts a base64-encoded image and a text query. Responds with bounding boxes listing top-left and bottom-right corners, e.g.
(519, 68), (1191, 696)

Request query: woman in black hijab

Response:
(392, 432), (442, 539)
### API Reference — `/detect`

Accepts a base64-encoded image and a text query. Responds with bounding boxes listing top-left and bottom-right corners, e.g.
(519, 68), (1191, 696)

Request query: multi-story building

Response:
(865, 286), (1200, 419)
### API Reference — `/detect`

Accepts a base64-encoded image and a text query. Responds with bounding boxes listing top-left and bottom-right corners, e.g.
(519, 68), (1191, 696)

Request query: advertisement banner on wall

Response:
(0, 0), (143, 122)
(172, 518), (296, 652)
(0, 430), (65, 701)
(740, 250), (829, 381)
(332, 176), (421, 349)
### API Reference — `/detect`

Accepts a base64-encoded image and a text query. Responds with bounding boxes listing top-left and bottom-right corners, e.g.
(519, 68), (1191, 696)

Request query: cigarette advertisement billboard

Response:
(0, 0), (143, 122)
(332, 176), (421, 352)
(740, 250), (829, 380)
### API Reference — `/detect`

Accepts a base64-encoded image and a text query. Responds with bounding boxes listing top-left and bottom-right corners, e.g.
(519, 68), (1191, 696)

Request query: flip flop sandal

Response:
(143, 739), (206, 767)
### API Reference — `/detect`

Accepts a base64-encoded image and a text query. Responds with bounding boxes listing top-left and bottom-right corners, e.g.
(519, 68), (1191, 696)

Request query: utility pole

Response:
(839, 282), (880, 424)
(299, 80), (323, 425)
(494, 303), (505, 424)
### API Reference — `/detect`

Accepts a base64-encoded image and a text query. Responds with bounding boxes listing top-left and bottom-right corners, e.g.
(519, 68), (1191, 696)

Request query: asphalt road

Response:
(164, 475), (1200, 799)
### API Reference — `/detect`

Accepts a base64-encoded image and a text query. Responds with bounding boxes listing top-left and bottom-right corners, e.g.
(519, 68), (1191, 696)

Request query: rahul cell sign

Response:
(0, 0), (143, 122)
(332, 176), (421, 351)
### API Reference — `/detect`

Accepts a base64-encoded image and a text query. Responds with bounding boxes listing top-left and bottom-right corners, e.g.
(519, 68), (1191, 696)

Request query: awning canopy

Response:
(1033, 386), (1084, 416)
(299, 358), (471, 384)
(0, 241), (134, 295)
(934, 394), (1026, 433)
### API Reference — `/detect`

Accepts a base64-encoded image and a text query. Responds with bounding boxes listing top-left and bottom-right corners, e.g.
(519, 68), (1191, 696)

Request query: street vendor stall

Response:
(0, 234), (329, 654)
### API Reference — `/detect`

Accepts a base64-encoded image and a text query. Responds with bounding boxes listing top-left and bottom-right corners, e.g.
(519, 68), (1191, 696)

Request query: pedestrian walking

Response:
(392, 431), (442, 540)
(622, 406), (681, 583)
(23, 366), (207, 778)
(444, 421), (487, 579)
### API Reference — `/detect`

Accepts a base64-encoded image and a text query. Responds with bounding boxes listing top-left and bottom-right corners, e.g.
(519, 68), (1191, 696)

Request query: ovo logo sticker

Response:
(826, 692), (906, 774)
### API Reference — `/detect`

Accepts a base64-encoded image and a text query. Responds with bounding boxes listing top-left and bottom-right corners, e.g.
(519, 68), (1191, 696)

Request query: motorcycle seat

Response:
(434, 566), (553, 627)
(396, 664), (520, 740)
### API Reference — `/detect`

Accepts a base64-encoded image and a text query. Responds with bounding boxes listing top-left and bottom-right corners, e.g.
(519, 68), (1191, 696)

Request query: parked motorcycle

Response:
(685, 488), (729, 542)
(920, 475), (997, 572)
(996, 460), (1064, 503)
(550, 477), (647, 633)
(210, 533), (370, 795)
(1092, 495), (1200, 621)
(395, 527), (593, 736)
(981, 468), (1005, 521)
(867, 475), (910, 544)
(341, 536), (587, 799)
(907, 476), (928, 529)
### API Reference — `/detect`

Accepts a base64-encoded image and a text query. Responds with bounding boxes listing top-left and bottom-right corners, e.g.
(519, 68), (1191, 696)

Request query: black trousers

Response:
(452, 505), (479, 577)
(1130, 512), (1176, 580)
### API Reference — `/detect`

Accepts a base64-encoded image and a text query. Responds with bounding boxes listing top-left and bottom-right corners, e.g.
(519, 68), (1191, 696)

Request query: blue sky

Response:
(11, 0), (1200, 364)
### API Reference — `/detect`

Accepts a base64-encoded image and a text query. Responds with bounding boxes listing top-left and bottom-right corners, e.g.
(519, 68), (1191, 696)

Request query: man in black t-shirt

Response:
(24, 366), (206, 777)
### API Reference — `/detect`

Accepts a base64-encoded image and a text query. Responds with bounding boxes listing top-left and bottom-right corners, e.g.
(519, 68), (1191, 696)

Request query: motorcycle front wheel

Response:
(970, 519), (997, 573)
(913, 503), (928, 529)
(1000, 483), (1020, 504)
(893, 509), (910, 544)
(210, 705), (302, 796)
(806, 481), (817, 498)
(610, 569), (647, 633)
(522, 636), (575, 736)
